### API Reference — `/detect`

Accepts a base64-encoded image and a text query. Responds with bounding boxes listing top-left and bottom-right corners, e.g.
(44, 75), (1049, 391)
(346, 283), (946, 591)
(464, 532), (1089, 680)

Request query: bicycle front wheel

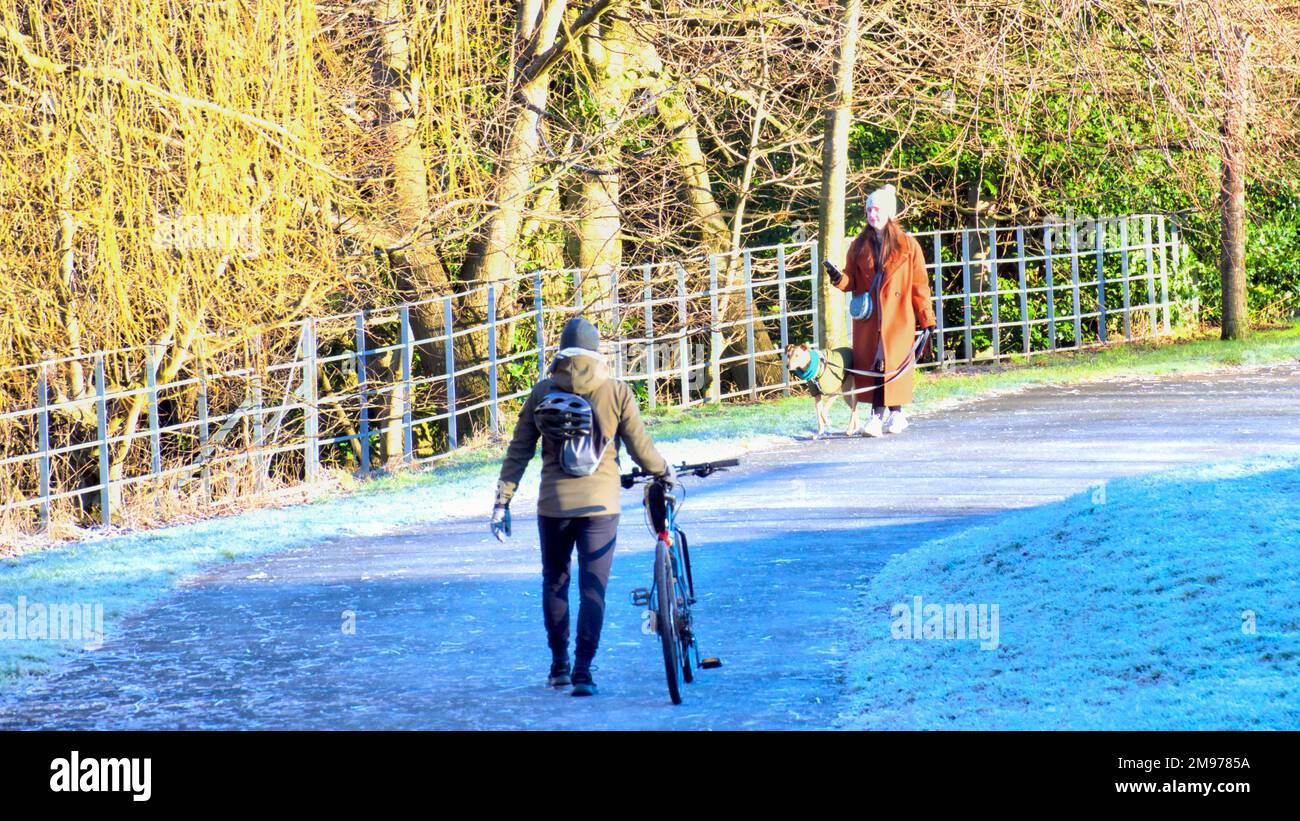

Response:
(655, 538), (683, 705)
(677, 579), (695, 684)
(674, 529), (697, 684)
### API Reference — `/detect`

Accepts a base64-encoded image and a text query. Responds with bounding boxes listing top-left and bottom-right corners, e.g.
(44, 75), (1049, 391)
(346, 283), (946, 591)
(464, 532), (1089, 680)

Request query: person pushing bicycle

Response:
(491, 317), (675, 696)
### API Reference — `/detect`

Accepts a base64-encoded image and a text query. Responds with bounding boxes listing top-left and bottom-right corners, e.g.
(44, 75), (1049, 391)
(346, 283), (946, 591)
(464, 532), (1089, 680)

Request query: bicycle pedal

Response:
(630, 588), (650, 606)
(700, 657), (723, 669)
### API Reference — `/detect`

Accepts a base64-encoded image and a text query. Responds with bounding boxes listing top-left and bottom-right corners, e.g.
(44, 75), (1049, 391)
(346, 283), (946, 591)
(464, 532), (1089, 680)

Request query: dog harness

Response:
(795, 329), (934, 399)
(796, 348), (851, 397)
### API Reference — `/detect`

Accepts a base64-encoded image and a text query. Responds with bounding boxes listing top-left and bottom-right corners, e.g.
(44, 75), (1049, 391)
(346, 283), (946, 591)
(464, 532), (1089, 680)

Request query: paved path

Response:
(3, 363), (1299, 729)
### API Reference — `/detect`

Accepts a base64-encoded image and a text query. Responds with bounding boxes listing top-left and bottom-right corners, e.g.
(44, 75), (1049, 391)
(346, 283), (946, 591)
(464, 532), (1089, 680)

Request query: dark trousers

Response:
(538, 513), (620, 667)
(869, 363), (902, 414)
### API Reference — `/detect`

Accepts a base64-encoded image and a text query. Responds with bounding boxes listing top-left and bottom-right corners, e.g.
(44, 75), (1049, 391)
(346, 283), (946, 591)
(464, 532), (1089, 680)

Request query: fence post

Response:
(642, 265), (656, 411)
(252, 334), (264, 491)
(1070, 222), (1082, 348)
(743, 250), (756, 401)
(610, 267), (623, 381)
(197, 351), (210, 504)
(1044, 226), (1057, 351)
(676, 263), (690, 407)
(95, 354), (111, 525)
(37, 364), (51, 531)
(934, 233), (946, 365)
(810, 241), (821, 350)
(304, 318), (319, 481)
(1171, 220), (1192, 320)
(400, 305), (414, 463)
(1120, 217), (1132, 339)
(355, 312), (371, 474)
(444, 296), (458, 449)
(487, 284), (499, 436)
(1017, 227), (1030, 354)
(1171, 220), (1179, 278)
(708, 255), (721, 403)
(777, 245), (790, 395)
(988, 226), (1000, 359)
(961, 229), (973, 363)
(1158, 214), (1170, 333)
(147, 343), (162, 476)
(1144, 214), (1157, 335)
(534, 270), (546, 378)
(1096, 219), (1107, 344)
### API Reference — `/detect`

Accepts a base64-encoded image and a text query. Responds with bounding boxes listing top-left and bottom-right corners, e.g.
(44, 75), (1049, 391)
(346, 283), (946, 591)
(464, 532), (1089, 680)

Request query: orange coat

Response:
(833, 229), (937, 407)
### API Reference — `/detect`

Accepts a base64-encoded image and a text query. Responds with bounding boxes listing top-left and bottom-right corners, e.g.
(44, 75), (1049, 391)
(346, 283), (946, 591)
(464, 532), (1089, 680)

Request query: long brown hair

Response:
(862, 218), (904, 272)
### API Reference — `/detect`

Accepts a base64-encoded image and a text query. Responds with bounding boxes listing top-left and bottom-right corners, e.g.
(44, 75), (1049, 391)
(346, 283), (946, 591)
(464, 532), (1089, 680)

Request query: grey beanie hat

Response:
(559, 317), (600, 352)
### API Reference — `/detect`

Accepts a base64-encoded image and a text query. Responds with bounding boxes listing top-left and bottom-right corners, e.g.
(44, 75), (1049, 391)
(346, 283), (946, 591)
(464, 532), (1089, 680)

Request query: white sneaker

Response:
(861, 412), (884, 437)
(883, 410), (909, 434)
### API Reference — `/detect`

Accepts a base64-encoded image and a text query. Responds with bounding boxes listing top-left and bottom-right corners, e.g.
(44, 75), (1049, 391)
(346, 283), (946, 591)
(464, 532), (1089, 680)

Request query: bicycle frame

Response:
(623, 459), (735, 704)
(649, 494), (699, 673)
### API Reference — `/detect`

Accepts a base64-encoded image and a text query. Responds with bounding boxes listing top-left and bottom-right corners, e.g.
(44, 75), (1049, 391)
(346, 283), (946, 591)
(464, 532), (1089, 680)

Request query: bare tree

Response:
(818, 0), (861, 349)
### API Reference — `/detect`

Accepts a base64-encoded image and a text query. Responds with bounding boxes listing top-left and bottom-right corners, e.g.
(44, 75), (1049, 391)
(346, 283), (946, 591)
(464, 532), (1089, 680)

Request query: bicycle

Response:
(621, 458), (738, 705)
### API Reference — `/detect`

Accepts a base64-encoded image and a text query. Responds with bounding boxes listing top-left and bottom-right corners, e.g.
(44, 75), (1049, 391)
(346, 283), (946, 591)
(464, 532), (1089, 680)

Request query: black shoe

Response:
(547, 659), (571, 688)
(570, 666), (597, 697)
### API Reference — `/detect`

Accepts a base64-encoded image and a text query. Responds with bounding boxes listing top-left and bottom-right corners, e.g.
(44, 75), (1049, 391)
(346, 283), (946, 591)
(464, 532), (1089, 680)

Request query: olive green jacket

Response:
(809, 347), (853, 396)
(495, 349), (668, 517)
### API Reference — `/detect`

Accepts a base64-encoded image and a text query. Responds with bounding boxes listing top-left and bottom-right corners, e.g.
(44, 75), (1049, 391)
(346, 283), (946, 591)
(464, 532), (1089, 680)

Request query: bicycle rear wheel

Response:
(655, 539), (683, 705)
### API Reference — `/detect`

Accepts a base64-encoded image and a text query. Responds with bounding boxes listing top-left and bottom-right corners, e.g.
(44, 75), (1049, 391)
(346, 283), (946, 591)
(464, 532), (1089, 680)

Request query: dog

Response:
(785, 342), (860, 438)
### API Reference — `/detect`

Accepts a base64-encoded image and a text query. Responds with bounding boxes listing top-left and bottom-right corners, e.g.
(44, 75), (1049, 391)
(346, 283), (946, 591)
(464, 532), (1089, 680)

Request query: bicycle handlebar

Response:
(620, 458), (739, 489)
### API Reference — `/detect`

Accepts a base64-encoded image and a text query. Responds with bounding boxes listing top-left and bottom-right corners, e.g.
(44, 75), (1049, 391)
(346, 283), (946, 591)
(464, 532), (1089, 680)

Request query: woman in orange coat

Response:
(828, 185), (937, 436)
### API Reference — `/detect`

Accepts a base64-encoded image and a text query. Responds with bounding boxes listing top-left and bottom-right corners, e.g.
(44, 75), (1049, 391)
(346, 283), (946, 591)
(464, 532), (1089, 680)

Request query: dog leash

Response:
(826, 329), (933, 399)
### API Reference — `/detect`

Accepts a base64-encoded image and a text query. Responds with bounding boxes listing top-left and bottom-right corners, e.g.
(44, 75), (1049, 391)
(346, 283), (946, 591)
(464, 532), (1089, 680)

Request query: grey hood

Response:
(550, 349), (609, 395)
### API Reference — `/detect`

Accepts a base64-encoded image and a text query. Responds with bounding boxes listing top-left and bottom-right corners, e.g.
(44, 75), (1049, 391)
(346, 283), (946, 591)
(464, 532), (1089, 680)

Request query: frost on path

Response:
(2, 364), (1298, 729)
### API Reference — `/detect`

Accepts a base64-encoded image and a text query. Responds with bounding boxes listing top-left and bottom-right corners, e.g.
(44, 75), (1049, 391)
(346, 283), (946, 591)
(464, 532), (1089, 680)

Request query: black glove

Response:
(920, 326), (936, 361)
(658, 463), (678, 494)
(490, 504), (511, 542)
(823, 260), (844, 287)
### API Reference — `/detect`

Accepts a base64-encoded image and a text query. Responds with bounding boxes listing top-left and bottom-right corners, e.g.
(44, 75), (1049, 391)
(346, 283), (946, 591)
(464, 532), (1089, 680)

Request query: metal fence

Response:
(0, 213), (1189, 537)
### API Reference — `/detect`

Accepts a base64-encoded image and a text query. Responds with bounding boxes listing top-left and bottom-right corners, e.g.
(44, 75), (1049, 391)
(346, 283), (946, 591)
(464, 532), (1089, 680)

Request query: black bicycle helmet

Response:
(534, 391), (593, 441)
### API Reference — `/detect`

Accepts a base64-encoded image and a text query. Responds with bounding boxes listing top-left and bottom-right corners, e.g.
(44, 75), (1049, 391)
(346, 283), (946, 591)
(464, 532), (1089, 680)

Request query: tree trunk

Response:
(461, 0), (569, 289)
(455, 1), (618, 438)
(371, 0), (445, 463)
(572, 15), (633, 323)
(627, 33), (784, 393)
(965, 167), (997, 357)
(817, 0), (860, 350)
(1220, 28), (1251, 341)
(450, 0), (566, 442)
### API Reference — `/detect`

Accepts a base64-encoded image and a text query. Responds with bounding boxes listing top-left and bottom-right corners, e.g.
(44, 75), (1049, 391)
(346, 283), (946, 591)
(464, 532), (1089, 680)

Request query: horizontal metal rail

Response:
(1, 214), (1191, 537)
